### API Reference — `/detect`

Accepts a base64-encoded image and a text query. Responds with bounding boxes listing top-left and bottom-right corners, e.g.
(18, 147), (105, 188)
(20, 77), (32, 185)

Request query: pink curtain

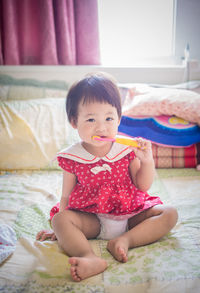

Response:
(0, 0), (100, 65)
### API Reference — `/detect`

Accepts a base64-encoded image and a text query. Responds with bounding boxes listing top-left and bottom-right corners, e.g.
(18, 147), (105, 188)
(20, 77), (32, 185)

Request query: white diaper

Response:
(97, 215), (128, 240)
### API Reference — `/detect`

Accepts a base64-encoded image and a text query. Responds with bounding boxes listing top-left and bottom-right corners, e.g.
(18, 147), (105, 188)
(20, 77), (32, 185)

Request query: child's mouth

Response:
(92, 136), (115, 142)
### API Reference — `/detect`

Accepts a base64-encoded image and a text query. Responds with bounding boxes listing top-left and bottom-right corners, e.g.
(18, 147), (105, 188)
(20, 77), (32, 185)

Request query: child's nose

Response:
(96, 121), (106, 132)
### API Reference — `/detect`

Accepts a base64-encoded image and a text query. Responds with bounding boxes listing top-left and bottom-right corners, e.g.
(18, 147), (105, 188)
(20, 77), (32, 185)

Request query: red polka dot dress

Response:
(50, 142), (162, 221)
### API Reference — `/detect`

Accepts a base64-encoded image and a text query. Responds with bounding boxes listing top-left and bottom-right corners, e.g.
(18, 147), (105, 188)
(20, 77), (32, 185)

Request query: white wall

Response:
(174, 0), (200, 61)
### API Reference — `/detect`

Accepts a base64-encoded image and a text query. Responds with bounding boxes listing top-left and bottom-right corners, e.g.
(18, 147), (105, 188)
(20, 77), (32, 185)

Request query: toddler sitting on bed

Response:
(36, 72), (178, 282)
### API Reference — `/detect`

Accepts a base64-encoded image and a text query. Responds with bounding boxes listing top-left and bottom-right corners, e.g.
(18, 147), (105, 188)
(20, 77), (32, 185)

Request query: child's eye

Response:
(87, 118), (95, 122)
(106, 117), (114, 121)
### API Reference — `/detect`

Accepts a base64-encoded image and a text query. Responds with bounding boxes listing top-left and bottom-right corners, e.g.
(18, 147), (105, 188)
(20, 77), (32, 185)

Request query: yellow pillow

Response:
(0, 99), (79, 170)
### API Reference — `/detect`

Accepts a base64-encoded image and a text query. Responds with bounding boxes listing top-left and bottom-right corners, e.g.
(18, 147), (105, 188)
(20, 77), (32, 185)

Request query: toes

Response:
(71, 270), (81, 281)
(69, 257), (78, 266)
(118, 247), (128, 263)
(36, 231), (43, 240)
(41, 234), (48, 241)
(107, 238), (128, 263)
(69, 260), (81, 282)
(51, 234), (56, 241)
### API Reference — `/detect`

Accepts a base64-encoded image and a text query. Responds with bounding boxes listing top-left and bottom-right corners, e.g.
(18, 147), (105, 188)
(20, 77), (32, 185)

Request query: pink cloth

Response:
(0, 0), (100, 65)
(50, 151), (162, 220)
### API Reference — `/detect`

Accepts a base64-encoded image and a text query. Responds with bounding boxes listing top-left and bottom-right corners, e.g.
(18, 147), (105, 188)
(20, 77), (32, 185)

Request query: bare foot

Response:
(36, 229), (57, 241)
(69, 255), (107, 282)
(107, 237), (129, 263)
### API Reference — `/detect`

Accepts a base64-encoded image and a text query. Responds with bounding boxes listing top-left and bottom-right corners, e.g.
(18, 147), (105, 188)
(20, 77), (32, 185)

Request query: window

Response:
(98, 0), (175, 66)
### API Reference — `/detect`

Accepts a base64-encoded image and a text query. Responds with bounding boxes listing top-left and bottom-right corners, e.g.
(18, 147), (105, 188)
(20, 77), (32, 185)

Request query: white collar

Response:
(57, 142), (132, 164)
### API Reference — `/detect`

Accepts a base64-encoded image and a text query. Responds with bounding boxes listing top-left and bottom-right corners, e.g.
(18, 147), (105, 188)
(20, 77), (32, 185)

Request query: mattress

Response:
(1, 75), (200, 292)
(0, 169), (200, 293)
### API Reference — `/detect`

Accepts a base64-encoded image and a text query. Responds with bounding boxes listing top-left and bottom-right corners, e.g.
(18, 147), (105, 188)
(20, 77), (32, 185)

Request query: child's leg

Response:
(51, 210), (107, 281)
(107, 205), (178, 262)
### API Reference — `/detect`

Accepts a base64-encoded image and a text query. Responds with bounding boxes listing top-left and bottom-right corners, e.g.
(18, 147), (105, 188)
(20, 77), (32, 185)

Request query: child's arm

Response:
(36, 170), (76, 241)
(59, 170), (77, 212)
(129, 139), (155, 192)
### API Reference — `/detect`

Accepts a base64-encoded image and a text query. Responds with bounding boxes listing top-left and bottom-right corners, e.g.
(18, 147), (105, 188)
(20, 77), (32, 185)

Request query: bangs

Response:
(80, 76), (121, 117)
(81, 87), (115, 106)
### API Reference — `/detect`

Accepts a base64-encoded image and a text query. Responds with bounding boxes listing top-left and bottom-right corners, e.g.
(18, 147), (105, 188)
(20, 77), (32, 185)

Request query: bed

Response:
(0, 68), (200, 293)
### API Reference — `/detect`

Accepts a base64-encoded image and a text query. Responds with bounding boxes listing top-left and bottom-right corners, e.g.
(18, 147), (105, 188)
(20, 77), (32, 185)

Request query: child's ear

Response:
(70, 118), (77, 129)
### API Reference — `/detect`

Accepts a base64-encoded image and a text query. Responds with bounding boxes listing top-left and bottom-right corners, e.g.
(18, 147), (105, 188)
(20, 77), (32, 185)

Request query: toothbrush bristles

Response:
(92, 136), (115, 142)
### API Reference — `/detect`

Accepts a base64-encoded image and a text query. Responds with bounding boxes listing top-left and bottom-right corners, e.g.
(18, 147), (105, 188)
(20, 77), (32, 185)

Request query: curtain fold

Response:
(0, 0), (100, 65)
(74, 0), (100, 65)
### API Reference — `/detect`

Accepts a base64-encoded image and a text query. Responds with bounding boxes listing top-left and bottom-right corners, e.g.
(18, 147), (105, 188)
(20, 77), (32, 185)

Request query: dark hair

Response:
(66, 72), (122, 124)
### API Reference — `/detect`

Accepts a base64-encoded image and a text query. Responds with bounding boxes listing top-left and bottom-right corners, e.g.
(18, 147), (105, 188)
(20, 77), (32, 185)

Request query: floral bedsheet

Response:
(0, 169), (200, 293)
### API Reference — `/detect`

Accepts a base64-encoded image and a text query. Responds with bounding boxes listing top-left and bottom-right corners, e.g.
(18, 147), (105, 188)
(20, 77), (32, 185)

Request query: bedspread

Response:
(0, 169), (200, 293)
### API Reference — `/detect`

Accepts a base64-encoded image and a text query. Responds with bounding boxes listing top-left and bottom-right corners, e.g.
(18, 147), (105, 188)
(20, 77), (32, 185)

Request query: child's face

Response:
(71, 100), (120, 146)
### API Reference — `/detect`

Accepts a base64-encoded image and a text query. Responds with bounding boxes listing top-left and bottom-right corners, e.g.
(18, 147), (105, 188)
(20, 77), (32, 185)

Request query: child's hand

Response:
(131, 138), (153, 163)
(36, 229), (57, 241)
